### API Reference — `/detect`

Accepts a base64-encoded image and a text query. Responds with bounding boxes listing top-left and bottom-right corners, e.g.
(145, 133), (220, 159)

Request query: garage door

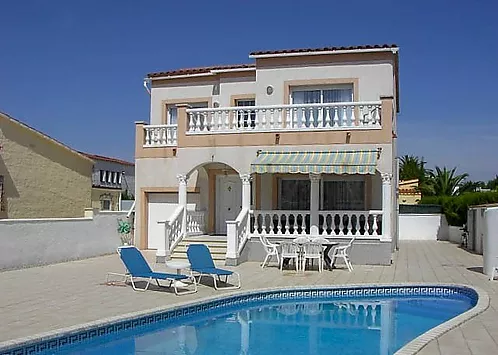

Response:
(147, 193), (201, 250)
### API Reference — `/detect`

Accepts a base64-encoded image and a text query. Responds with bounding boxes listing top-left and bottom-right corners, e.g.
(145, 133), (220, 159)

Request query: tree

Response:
(485, 175), (498, 190)
(399, 155), (428, 181)
(458, 180), (485, 194)
(424, 166), (469, 196)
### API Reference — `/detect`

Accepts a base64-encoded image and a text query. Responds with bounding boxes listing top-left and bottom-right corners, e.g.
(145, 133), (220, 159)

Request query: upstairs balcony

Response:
(140, 98), (393, 149)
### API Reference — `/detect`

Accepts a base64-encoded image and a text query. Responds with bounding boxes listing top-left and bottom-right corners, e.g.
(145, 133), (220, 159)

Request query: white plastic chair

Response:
(302, 242), (324, 272)
(490, 256), (498, 281)
(259, 235), (280, 268)
(280, 242), (300, 272)
(330, 237), (356, 272)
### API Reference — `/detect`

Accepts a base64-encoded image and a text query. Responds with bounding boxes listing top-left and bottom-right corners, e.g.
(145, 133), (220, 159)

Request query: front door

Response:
(216, 175), (242, 235)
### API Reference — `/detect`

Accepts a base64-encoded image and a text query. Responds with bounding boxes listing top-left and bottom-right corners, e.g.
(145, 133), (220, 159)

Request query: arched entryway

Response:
(184, 161), (243, 235)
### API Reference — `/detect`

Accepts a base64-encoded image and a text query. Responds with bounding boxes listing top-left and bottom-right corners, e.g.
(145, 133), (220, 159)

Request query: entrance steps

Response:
(170, 235), (227, 262)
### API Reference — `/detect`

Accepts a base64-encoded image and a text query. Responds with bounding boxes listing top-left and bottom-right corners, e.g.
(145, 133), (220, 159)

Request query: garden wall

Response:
(398, 213), (449, 241)
(0, 209), (127, 271)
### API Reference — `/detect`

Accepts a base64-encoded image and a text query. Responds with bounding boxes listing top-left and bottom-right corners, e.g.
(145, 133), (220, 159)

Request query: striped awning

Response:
(250, 150), (378, 174)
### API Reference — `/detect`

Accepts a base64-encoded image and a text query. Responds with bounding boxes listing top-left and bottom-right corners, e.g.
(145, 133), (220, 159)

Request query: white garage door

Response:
(147, 193), (200, 250)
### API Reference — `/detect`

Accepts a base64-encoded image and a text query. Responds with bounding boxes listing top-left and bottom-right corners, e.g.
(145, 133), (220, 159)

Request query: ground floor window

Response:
(278, 179), (310, 210)
(101, 199), (111, 211)
(322, 180), (365, 210)
(277, 177), (365, 211)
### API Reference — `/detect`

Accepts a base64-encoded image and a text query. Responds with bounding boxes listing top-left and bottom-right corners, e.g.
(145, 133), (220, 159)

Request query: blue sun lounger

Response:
(109, 246), (197, 295)
(187, 244), (241, 290)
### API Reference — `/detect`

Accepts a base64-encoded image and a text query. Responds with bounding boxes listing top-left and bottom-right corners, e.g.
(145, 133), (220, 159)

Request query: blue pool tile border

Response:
(0, 284), (487, 355)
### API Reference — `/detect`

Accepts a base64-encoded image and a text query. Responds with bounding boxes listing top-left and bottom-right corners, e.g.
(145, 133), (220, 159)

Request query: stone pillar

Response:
(310, 173), (321, 236)
(240, 174), (252, 210)
(381, 173), (393, 241)
(177, 174), (188, 236)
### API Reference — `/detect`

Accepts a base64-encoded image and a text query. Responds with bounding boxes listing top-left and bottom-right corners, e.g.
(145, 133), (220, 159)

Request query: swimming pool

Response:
(0, 285), (485, 355)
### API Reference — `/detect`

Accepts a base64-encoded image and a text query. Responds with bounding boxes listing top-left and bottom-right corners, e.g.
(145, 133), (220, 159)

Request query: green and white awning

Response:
(250, 150), (378, 175)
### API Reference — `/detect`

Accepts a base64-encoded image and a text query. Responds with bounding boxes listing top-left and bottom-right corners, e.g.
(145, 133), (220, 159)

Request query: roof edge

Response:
(249, 44), (399, 58)
(147, 64), (256, 80)
(80, 152), (135, 166)
(0, 111), (94, 165)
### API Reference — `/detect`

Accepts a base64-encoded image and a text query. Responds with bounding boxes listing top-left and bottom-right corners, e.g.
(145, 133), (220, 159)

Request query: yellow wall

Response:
(399, 179), (421, 205)
(399, 193), (421, 205)
(0, 114), (93, 218)
(91, 187), (121, 211)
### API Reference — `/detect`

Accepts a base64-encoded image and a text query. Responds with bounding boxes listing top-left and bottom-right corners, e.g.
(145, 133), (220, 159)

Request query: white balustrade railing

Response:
(226, 208), (250, 259)
(143, 125), (177, 147)
(186, 210), (206, 236)
(252, 210), (310, 236)
(186, 101), (381, 134)
(165, 205), (184, 252)
(250, 210), (383, 237)
(319, 210), (383, 237)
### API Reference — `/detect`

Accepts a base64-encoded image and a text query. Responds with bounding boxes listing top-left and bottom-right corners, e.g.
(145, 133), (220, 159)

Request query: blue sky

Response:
(1, 0), (497, 180)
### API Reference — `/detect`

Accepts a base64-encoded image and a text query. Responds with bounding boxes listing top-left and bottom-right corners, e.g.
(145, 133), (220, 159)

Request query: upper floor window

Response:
(290, 85), (354, 127)
(235, 99), (256, 128)
(291, 84), (353, 104)
(167, 102), (208, 125)
(100, 170), (106, 182)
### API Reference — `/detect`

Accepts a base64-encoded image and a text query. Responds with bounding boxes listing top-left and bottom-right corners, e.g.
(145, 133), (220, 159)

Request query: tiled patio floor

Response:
(1, 241), (497, 354)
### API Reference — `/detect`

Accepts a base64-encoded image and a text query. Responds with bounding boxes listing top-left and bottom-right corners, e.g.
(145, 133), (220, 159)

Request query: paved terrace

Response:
(1, 241), (497, 354)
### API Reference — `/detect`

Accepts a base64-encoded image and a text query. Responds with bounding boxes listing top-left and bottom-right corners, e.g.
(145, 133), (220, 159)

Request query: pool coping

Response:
(0, 282), (489, 355)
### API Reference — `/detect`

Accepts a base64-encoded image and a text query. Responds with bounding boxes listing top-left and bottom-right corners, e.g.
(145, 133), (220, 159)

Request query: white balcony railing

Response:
(186, 101), (381, 134)
(143, 124), (177, 147)
(250, 210), (383, 238)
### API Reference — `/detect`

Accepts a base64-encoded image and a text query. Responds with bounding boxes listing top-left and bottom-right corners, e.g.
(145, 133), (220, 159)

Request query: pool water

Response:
(49, 295), (474, 355)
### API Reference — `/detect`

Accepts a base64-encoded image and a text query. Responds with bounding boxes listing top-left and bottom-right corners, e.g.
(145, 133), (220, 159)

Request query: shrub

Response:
(420, 191), (498, 226)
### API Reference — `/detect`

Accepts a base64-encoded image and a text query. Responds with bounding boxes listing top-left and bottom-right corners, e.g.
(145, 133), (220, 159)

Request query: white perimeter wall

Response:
(399, 214), (449, 241)
(0, 210), (127, 271)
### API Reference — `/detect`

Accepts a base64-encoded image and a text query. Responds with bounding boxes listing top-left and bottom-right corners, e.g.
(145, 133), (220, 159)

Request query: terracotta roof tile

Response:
(249, 44), (398, 56)
(147, 64), (255, 78)
(80, 152), (135, 166)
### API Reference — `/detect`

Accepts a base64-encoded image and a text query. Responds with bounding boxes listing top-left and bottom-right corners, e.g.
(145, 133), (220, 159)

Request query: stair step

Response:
(177, 243), (227, 249)
(171, 255), (226, 261)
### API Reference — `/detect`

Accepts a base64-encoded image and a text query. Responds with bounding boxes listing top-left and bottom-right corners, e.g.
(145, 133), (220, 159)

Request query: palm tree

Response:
(425, 166), (469, 196)
(399, 155), (428, 181)
(458, 180), (485, 194)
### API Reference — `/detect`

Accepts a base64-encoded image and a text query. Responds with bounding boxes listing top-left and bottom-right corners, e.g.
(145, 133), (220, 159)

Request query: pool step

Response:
(170, 235), (227, 262)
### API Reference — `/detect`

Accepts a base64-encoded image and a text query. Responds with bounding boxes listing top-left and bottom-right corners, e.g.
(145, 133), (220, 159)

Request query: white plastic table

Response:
(166, 260), (191, 287)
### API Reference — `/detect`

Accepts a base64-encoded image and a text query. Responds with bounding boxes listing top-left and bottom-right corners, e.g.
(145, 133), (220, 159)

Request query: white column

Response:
(240, 174), (252, 210)
(177, 174), (188, 236)
(381, 173), (392, 241)
(310, 173), (321, 236)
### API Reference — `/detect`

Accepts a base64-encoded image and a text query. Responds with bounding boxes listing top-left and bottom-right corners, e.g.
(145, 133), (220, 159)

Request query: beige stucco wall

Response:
(91, 188), (121, 211)
(0, 114), (93, 218)
(149, 55), (395, 126)
(135, 143), (393, 247)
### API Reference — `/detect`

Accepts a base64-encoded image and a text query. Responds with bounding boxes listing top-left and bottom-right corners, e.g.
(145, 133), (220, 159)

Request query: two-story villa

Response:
(135, 44), (400, 266)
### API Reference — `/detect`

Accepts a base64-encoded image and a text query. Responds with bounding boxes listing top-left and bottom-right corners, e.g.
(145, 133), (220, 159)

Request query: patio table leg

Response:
(323, 245), (335, 270)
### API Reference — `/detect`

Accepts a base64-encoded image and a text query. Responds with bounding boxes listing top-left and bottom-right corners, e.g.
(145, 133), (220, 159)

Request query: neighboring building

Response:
(0, 112), (93, 218)
(80, 153), (135, 211)
(399, 179), (421, 205)
(135, 44), (400, 265)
